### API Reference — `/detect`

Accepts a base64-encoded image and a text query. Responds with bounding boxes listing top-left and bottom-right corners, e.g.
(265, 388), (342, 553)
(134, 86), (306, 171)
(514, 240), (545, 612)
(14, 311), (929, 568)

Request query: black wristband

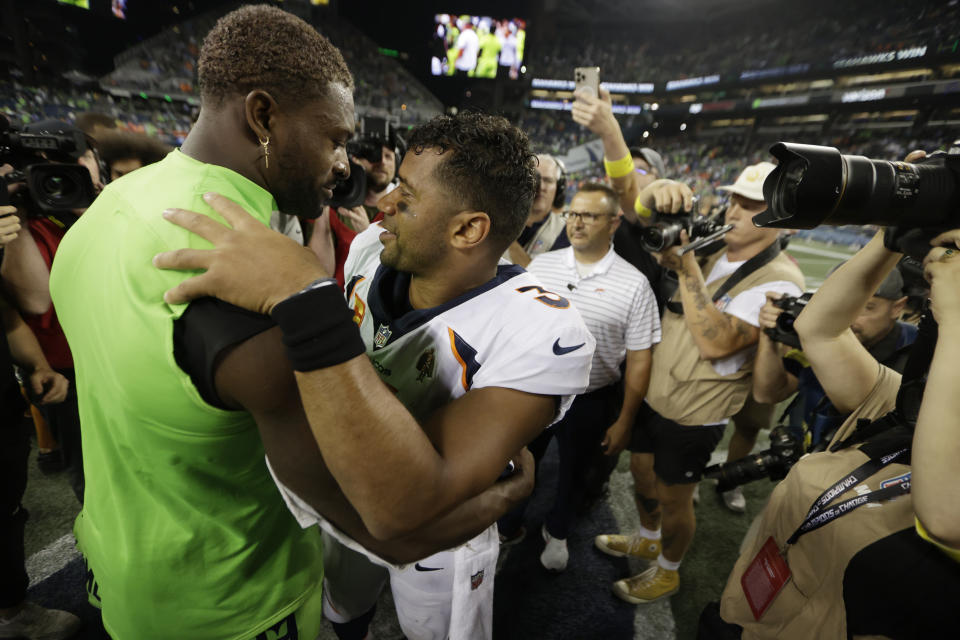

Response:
(269, 279), (366, 371)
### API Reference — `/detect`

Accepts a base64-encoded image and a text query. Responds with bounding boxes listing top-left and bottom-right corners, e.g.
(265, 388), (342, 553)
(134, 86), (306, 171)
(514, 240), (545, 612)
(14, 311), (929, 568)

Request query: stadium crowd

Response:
(533, 0), (960, 83)
(2, 3), (960, 640)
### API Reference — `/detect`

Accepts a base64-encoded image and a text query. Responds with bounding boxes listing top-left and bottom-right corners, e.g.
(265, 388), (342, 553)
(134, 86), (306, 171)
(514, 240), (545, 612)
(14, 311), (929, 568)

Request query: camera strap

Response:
(665, 239), (781, 315)
(786, 443), (910, 546)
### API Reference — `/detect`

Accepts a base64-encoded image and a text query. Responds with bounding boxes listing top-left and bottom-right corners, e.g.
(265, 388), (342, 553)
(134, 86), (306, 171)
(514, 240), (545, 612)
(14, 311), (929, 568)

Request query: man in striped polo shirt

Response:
(498, 182), (661, 571)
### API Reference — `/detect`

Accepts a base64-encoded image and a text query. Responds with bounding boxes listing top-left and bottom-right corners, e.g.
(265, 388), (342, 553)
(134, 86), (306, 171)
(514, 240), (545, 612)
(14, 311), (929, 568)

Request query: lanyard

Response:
(786, 447), (910, 545)
(665, 239), (781, 316)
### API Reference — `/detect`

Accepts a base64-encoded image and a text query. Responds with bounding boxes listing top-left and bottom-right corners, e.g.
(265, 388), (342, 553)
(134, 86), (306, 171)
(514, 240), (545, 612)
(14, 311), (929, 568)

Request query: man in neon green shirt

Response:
(52, 6), (536, 639)
(50, 7), (354, 638)
(474, 23), (501, 79)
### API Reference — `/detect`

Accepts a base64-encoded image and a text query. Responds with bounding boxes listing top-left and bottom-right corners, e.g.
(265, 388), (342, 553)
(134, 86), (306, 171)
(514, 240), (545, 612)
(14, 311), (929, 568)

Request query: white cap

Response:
(717, 161), (777, 202)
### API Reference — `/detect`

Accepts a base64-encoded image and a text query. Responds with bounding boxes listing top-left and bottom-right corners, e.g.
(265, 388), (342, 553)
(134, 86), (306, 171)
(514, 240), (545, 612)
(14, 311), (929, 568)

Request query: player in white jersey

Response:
(262, 113), (594, 640)
(312, 221), (589, 639)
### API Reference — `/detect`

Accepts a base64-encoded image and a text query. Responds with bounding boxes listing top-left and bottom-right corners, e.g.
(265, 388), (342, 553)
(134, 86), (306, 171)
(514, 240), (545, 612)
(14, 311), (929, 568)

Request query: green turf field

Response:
(785, 238), (860, 288)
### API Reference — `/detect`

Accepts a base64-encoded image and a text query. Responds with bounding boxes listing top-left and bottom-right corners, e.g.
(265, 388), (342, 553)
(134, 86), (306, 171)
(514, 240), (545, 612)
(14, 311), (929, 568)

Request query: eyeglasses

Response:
(561, 211), (614, 224)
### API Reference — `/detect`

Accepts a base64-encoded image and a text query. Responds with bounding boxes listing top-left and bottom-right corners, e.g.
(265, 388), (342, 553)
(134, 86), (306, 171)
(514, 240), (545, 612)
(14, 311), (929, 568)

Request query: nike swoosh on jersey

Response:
(552, 339), (586, 356)
(414, 563), (444, 572)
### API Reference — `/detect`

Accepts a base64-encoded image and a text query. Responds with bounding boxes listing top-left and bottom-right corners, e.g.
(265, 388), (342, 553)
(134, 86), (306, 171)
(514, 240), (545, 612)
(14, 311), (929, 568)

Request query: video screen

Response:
(112, 0), (128, 19)
(431, 14), (527, 79)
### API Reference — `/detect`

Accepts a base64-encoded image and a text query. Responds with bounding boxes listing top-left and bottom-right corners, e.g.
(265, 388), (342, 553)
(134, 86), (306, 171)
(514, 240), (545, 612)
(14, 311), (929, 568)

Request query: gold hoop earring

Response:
(259, 136), (270, 169)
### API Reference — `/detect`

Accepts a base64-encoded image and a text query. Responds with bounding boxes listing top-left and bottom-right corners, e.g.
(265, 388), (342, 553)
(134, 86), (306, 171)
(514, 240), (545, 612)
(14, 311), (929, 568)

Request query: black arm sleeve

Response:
(173, 297), (276, 410)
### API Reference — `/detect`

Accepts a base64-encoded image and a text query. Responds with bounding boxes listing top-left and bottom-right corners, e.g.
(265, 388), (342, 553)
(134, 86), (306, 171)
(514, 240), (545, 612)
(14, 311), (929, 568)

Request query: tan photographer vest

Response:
(645, 247), (804, 426)
(720, 367), (910, 640)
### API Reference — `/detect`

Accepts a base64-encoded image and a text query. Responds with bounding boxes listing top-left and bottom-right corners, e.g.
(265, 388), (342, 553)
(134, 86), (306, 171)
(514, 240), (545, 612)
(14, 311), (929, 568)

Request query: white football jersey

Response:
(343, 224), (595, 423)
(272, 225), (595, 640)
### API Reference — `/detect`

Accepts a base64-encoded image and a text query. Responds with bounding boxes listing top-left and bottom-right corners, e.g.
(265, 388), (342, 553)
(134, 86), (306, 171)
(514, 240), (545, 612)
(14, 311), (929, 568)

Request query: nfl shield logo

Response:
(470, 569), (485, 590)
(374, 324), (392, 349)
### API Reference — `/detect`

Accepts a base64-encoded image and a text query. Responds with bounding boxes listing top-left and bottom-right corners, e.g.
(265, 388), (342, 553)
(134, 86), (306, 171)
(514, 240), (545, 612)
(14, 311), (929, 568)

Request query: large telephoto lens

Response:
(755, 142), (960, 230)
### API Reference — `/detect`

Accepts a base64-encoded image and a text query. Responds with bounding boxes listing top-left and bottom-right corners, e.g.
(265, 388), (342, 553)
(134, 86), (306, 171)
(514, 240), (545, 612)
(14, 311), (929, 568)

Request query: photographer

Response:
(0, 293), (74, 639)
(714, 224), (960, 638)
(753, 267), (916, 451)
(0, 119), (103, 503)
(95, 129), (171, 181)
(595, 163), (804, 605)
(0, 208), (75, 638)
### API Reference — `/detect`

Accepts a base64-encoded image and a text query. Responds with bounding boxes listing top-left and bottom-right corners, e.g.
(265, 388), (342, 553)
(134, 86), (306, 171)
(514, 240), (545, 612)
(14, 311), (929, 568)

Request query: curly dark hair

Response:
(407, 112), (538, 251)
(198, 5), (353, 105)
(96, 130), (171, 168)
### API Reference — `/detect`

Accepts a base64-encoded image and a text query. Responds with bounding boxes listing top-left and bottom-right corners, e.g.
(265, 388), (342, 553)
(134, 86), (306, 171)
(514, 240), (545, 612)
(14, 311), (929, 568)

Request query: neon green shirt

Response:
(475, 32), (502, 78)
(50, 150), (323, 639)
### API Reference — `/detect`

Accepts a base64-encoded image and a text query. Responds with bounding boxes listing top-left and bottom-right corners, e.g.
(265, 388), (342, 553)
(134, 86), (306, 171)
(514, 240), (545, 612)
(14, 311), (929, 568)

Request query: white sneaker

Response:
(539, 524), (569, 571)
(721, 486), (746, 513)
(0, 601), (81, 640)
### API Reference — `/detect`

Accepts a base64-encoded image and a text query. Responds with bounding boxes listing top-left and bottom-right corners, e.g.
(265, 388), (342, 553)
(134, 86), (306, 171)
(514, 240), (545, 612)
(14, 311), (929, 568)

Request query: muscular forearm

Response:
(678, 260), (757, 360)
(912, 326), (960, 548)
(611, 174), (640, 224)
(309, 472), (518, 565)
(2, 306), (49, 372)
(618, 351), (651, 424)
(599, 127), (640, 223)
(0, 227), (51, 315)
(368, 480), (519, 564)
(752, 335), (797, 404)
(795, 232), (899, 343)
(278, 437), (523, 564)
(793, 232), (894, 412)
(294, 357), (464, 540)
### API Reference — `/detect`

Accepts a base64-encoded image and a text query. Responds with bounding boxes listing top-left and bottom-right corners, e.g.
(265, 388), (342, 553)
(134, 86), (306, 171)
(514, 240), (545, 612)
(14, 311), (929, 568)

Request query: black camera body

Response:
(0, 115), (98, 214)
(330, 116), (406, 209)
(764, 292), (813, 349)
(757, 141), (960, 235)
(703, 425), (805, 491)
(348, 116), (406, 166)
(638, 210), (728, 253)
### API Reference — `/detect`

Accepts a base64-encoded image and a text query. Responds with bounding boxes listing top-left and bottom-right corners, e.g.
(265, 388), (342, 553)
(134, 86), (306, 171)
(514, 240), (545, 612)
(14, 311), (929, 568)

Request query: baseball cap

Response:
(718, 161), (777, 202)
(629, 147), (666, 177)
(828, 261), (905, 300)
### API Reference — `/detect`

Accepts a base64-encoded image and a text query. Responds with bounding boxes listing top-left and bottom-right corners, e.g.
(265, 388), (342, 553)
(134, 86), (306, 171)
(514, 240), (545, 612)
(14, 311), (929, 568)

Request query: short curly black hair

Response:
(96, 130), (171, 167)
(407, 112), (537, 251)
(198, 5), (353, 105)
